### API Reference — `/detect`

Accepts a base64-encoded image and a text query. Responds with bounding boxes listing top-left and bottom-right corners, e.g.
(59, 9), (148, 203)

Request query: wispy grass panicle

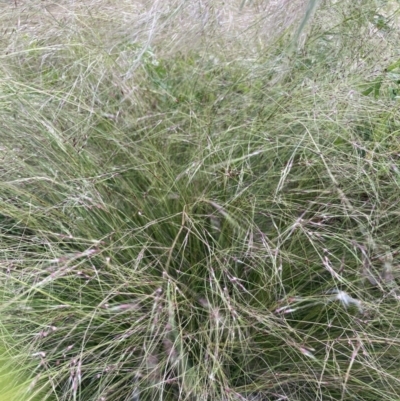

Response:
(2, 1), (400, 400)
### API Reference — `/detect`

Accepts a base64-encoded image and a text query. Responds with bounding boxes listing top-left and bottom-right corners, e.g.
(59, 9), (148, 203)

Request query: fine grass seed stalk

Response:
(1, 0), (400, 401)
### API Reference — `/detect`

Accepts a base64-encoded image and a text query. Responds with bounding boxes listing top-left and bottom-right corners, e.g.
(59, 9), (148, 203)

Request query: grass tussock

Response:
(1, 0), (400, 400)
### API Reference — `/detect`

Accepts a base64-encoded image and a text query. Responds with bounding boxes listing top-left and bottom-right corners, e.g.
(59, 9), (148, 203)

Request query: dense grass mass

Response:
(2, 0), (400, 400)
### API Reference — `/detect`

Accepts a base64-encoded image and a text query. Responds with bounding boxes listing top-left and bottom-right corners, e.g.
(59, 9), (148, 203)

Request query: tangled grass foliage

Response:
(1, 0), (400, 400)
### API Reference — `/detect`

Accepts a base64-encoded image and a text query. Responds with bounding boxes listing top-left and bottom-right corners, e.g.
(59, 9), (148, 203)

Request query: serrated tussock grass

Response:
(1, 1), (400, 400)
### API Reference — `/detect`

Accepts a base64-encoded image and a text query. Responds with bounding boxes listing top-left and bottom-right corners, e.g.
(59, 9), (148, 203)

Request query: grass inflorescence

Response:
(1, 1), (400, 400)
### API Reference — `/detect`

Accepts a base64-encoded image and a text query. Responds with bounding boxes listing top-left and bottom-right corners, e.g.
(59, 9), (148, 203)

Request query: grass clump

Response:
(2, 0), (400, 400)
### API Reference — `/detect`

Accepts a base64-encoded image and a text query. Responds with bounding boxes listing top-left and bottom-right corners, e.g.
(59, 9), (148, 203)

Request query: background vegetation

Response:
(1, 0), (400, 400)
